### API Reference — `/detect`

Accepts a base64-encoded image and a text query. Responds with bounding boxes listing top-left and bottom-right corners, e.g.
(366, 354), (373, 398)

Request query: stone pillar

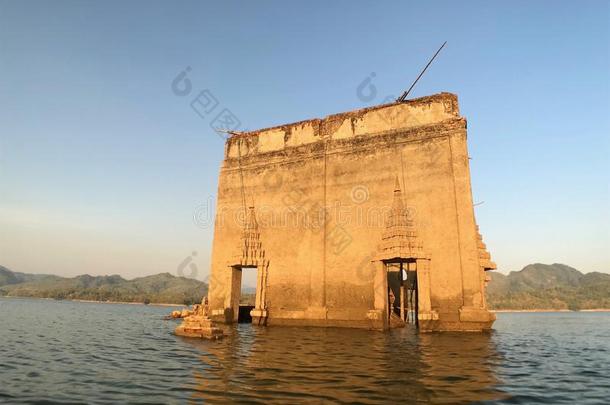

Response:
(400, 284), (405, 321)
(251, 263), (269, 324)
(228, 266), (242, 323)
(375, 263), (387, 310)
(366, 261), (388, 330)
(399, 262), (405, 321)
(254, 265), (264, 310)
(416, 259), (432, 316)
(416, 258), (439, 331)
(479, 267), (487, 307)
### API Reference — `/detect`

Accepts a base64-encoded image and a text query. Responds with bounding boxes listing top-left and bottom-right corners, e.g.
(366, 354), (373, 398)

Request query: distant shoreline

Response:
(72, 299), (185, 307)
(0, 296), (185, 307)
(2, 296), (609, 312)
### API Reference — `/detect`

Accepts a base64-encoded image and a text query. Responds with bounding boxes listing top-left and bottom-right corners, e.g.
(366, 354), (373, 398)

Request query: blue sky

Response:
(0, 1), (608, 280)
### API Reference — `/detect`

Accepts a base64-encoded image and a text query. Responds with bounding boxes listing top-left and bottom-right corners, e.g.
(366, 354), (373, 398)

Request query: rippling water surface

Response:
(1, 298), (608, 404)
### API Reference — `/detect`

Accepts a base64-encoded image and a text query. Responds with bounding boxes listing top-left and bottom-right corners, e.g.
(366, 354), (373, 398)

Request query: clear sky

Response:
(0, 1), (608, 282)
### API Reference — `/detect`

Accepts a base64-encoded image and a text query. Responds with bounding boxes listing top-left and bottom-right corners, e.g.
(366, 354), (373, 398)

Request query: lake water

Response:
(0, 298), (608, 404)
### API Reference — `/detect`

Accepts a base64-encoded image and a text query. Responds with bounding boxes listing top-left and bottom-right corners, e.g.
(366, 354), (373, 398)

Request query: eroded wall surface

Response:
(208, 93), (495, 331)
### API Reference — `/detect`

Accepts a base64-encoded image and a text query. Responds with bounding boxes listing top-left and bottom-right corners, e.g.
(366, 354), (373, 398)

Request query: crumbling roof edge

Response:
(229, 92), (458, 140)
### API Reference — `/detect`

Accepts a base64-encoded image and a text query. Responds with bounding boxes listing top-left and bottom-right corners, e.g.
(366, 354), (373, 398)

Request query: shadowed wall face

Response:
(208, 92), (495, 331)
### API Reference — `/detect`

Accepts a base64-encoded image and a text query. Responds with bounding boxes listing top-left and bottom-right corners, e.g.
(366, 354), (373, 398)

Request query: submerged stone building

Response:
(207, 92), (497, 332)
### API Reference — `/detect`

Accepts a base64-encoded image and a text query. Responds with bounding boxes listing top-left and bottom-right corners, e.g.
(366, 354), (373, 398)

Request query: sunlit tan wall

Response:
(208, 93), (492, 329)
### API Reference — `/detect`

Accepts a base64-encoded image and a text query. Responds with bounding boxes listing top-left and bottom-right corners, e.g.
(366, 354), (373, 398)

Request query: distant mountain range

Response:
(486, 263), (609, 310)
(0, 265), (208, 305)
(1, 263), (608, 310)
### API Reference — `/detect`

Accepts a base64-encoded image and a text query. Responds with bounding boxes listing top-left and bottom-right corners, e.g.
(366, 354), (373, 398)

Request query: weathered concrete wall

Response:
(208, 92), (495, 331)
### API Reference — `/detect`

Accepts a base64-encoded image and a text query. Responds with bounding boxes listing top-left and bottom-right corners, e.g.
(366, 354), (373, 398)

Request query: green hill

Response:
(0, 266), (207, 305)
(486, 263), (610, 310)
(2, 263), (607, 310)
(0, 266), (20, 285)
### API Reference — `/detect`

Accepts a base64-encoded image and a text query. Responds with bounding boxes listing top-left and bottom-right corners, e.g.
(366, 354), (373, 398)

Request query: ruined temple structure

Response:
(207, 92), (497, 332)
(175, 298), (224, 339)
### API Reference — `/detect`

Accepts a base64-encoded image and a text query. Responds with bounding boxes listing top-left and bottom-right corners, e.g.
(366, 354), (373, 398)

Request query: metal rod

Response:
(397, 41), (447, 102)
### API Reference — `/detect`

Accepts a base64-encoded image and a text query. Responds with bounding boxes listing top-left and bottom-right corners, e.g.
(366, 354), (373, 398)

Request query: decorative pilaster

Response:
(233, 205), (268, 268)
(375, 178), (427, 261)
(374, 178), (436, 329)
(476, 225), (496, 271)
(227, 205), (270, 324)
(476, 224), (496, 308)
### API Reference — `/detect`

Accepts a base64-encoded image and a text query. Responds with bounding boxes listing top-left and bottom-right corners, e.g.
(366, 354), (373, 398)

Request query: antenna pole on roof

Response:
(396, 41), (447, 102)
(216, 129), (245, 137)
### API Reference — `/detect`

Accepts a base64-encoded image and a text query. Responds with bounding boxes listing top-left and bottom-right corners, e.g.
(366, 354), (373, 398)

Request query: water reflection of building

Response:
(417, 332), (507, 403)
(182, 325), (505, 403)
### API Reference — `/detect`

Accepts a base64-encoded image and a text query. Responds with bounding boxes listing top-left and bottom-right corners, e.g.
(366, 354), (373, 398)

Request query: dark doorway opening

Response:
(237, 266), (257, 323)
(387, 267), (402, 317)
(385, 261), (419, 328)
(238, 305), (254, 323)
